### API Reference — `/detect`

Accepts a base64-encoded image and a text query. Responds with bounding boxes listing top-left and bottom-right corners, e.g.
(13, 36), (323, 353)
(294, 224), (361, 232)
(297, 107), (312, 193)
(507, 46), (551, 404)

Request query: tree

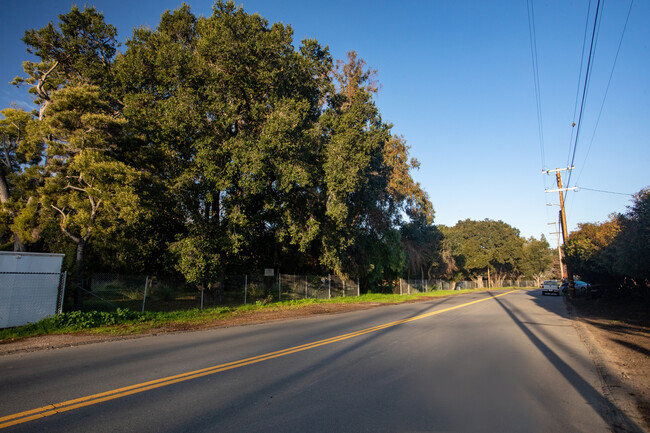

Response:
(564, 219), (621, 283)
(564, 186), (649, 299)
(442, 219), (525, 286)
(38, 84), (143, 308)
(114, 2), (334, 296)
(13, 5), (118, 120)
(4, 2), (435, 295)
(318, 52), (434, 286)
(0, 108), (42, 250)
(613, 187), (650, 284)
(519, 235), (554, 285)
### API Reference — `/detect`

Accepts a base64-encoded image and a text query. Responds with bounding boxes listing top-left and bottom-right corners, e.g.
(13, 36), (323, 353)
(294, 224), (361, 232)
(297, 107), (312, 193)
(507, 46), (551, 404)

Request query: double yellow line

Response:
(0, 289), (518, 429)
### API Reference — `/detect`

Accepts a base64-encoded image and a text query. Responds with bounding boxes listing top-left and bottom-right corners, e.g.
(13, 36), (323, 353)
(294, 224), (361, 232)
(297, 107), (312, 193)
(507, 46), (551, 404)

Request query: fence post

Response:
(400, 279), (402, 295)
(244, 274), (248, 305)
(357, 278), (360, 297)
(200, 287), (204, 311)
(278, 273), (281, 301)
(142, 276), (149, 313)
(328, 275), (331, 299)
(306, 275), (308, 299)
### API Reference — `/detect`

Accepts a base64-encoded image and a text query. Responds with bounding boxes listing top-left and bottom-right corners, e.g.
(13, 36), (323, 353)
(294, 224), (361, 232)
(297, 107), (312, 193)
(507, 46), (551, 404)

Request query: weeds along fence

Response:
(71, 274), (536, 313)
(74, 273), (361, 313)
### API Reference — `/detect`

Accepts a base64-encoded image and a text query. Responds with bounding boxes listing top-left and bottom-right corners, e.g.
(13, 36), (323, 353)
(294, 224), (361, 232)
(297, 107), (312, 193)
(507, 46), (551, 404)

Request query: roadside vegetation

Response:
(563, 187), (649, 300)
(1, 2), (554, 306)
(0, 287), (522, 342)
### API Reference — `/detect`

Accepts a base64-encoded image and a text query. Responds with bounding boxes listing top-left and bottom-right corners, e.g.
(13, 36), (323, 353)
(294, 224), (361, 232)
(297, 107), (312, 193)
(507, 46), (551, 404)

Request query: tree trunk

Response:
(218, 273), (225, 305)
(13, 235), (26, 252)
(74, 240), (86, 310)
(0, 170), (10, 204)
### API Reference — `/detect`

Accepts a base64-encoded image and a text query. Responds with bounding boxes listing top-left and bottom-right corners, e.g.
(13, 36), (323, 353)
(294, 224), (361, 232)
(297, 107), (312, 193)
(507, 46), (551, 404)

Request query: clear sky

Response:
(1, 0), (648, 241)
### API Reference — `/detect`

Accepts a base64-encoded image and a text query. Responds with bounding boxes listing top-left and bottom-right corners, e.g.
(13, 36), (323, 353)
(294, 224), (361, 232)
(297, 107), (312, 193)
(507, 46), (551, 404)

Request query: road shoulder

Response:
(566, 297), (649, 433)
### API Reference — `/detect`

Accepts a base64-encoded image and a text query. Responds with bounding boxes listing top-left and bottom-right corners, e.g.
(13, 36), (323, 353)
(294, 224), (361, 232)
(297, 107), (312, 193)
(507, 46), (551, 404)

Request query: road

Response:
(0, 289), (634, 432)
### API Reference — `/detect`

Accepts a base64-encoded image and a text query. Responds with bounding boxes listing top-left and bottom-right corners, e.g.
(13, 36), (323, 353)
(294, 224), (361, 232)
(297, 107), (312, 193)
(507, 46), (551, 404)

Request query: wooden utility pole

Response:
(555, 171), (570, 245)
(543, 167), (577, 296)
(547, 222), (564, 279)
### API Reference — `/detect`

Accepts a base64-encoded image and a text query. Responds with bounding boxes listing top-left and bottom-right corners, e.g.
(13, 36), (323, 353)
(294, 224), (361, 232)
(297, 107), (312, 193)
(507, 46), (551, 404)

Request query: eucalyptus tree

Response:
(319, 51), (435, 287)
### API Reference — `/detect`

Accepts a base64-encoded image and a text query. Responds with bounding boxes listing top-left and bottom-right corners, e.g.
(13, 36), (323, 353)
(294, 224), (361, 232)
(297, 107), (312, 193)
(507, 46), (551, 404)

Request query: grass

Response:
(0, 287), (526, 342)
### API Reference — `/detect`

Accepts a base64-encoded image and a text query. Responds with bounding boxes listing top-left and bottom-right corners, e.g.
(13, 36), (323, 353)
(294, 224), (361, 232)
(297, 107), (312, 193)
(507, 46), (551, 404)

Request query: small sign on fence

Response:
(264, 268), (274, 277)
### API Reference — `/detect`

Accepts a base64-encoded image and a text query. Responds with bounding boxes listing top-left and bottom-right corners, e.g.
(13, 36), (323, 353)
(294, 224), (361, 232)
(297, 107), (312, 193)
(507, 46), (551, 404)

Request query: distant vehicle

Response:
(541, 280), (560, 296)
(560, 280), (592, 296)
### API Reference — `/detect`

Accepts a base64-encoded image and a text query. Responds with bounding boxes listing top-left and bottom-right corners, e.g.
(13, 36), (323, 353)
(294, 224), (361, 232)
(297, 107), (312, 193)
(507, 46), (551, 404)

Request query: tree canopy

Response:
(440, 219), (553, 286)
(1, 2), (437, 296)
(564, 187), (650, 298)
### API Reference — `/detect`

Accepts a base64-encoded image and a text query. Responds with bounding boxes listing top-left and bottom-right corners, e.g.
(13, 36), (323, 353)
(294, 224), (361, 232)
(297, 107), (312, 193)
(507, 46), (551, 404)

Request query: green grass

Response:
(0, 287), (527, 342)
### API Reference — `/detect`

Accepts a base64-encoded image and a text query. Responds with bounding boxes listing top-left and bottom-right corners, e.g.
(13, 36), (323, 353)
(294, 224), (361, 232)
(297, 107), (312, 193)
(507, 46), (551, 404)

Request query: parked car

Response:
(560, 280), (592, 296)
(541, 280), (560, 296)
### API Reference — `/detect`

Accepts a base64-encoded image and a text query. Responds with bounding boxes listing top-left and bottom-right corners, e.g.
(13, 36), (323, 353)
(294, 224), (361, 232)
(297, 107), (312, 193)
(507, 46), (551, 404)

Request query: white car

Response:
(541, 280), (560, 296)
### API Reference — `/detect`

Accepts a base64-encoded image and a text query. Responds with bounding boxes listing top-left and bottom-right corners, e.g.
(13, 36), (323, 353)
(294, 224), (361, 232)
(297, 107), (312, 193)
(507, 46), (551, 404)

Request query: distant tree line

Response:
(563, 187), (650, 299)
(0, 3), (555, 304)
(438, 219), (555, 287)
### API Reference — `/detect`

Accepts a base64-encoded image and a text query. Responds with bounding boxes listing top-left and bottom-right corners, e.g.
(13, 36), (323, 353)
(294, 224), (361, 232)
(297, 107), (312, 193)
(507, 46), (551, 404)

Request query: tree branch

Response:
(50, 203), (82, 244)
(36, 61), (59, 101)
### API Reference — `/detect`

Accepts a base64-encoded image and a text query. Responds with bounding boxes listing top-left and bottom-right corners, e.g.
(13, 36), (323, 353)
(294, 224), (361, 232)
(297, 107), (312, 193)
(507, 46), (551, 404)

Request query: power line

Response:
(527, 0), (545, 172)
(567, 0), (594, 168)
(527, 0), (556, 232)
(578, 186), (633, 196)
(566, 0), (603, 195)
(577, 0), (634, 185)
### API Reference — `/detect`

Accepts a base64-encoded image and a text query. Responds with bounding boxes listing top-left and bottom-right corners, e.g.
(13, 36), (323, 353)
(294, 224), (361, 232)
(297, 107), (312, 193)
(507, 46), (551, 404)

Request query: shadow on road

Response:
(169, 294), (469, 432)
(491, 291), (645, 433)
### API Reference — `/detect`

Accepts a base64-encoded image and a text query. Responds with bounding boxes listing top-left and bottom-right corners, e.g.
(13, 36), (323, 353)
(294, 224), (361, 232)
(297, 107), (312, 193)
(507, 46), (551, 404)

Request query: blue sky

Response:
(1, 0), (648, 241)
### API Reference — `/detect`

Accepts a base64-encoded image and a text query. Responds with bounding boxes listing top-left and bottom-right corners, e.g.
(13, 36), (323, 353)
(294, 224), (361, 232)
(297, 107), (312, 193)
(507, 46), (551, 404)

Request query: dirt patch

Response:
(0, 302), (389, 356)
(569, 297), (650, 432)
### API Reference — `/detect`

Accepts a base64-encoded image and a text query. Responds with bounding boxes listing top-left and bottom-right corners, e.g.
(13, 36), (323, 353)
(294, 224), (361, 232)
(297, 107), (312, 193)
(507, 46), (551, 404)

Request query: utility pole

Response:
(547, 222), (564, 279)
(543, 167), (577, 296)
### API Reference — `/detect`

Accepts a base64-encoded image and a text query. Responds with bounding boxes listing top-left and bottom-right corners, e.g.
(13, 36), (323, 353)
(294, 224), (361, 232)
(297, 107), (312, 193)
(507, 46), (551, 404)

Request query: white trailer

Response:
(0, 252), (65, 328)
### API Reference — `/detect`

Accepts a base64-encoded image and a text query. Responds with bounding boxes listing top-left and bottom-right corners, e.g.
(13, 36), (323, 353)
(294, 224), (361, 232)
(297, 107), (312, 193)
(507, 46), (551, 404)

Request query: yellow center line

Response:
(0, 289), (519, 429)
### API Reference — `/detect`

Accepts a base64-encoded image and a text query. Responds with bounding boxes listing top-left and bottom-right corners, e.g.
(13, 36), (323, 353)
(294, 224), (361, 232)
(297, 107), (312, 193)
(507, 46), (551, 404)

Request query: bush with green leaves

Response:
(50, 308), (147, 330)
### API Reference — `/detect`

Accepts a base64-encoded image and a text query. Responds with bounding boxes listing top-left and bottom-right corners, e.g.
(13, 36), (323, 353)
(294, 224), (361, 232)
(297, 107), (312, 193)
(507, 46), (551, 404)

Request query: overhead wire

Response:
(565, 0), (603, 197)
(527, 0), (545, 172)
(527, 0), (554, 230)
(578, 187), (633, 196)
(567, 0), (594, 168)
(576, 0), (634, 186)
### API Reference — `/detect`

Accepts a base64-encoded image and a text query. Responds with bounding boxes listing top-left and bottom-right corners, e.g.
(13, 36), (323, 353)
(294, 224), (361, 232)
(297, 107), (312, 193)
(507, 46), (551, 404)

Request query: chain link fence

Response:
(77, 274), (190, 312)
(68, 273), (535, 313)
(396, 279), (537, 294)
(72, 273), (360, 312)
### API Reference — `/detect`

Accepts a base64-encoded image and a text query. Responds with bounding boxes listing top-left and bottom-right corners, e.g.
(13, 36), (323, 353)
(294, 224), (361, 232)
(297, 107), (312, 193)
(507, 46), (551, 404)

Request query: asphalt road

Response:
(0, 289), (632, 432)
